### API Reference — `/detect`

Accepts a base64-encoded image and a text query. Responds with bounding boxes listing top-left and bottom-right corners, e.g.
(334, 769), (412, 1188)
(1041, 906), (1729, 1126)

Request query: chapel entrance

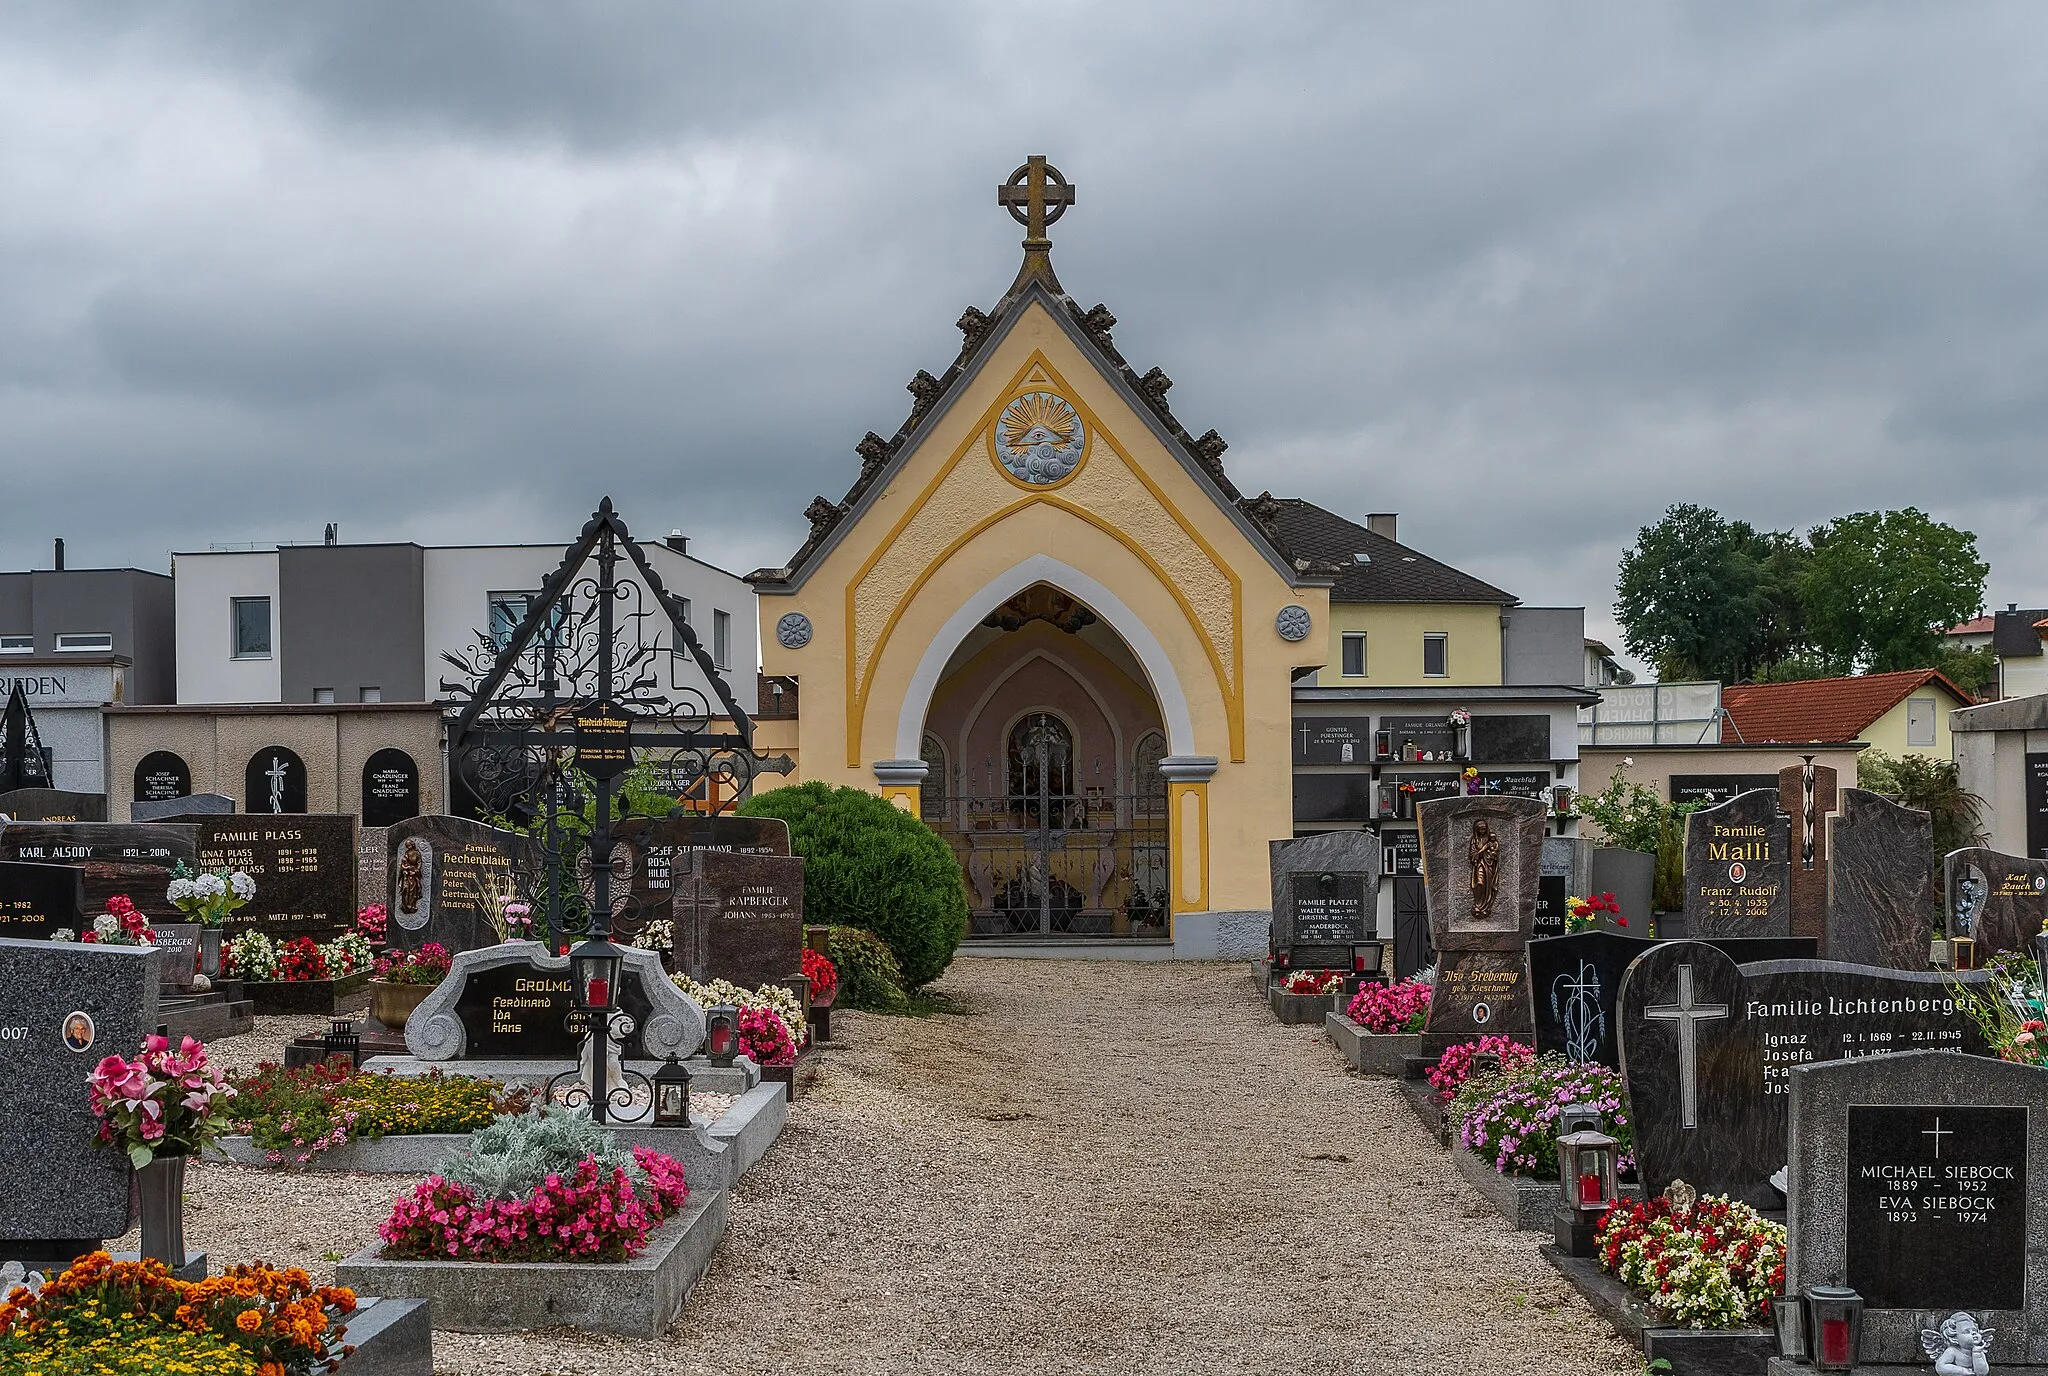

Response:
(918, 585), (1171, 939)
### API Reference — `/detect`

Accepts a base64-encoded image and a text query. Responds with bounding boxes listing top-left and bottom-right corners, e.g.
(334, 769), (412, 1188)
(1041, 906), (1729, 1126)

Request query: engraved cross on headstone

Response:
(1923, 1116), (1951, 1158)
(997, 156), (1075, 246)
(1645, 963), (1729, 1130)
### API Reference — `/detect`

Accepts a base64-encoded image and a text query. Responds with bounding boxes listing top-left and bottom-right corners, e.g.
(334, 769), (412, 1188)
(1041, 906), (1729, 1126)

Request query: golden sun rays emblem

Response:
(994, 391), (1086, 484)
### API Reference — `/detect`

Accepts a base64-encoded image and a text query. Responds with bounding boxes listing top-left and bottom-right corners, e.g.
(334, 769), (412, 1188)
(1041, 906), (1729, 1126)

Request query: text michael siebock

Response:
(1747, 996), (1965, 1018)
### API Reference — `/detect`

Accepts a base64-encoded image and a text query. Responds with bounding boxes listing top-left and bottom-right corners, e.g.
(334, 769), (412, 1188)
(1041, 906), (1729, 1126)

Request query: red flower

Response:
(1616, 917), (1629, 928)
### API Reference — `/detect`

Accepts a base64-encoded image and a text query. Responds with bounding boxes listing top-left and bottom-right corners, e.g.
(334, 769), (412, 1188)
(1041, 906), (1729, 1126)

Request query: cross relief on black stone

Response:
(998, 156), (1075, 246)
(1646, 963), (1730, 1131)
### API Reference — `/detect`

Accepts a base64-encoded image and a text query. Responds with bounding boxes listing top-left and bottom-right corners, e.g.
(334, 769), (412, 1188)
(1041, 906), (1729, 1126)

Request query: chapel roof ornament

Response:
(998, 155), (1075, 293)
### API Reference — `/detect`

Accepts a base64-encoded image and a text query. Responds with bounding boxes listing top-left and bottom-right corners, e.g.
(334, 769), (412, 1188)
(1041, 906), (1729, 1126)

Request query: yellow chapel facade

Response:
(749, 159), (1591, 960)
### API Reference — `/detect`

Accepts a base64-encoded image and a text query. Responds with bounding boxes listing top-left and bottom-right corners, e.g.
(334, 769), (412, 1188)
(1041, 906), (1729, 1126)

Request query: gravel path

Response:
(157, 962), (1639, 1375)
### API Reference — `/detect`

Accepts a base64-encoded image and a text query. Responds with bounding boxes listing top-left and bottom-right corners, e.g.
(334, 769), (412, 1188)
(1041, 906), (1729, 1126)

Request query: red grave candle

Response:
(1819, 1318), (1850, 1366)
(585, 976), (611, 1008)
(1578, 1173), (1605, 1206)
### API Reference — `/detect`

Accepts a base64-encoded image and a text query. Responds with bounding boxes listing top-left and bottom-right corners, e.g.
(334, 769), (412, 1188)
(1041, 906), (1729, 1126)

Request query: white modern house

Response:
(173, 532), (758, 716)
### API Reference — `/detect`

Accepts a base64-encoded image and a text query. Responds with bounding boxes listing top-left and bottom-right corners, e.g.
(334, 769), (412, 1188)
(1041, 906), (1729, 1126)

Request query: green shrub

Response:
(739, 781), (967, 988)
(828, 924), (910, 1012)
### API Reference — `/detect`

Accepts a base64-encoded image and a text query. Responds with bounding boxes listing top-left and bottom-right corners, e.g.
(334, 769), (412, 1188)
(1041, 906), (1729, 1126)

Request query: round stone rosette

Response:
(776, 612), (813, 649)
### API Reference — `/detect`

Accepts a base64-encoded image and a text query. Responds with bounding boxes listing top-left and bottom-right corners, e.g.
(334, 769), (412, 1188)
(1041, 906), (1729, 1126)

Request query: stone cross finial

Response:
(998, 156), (1075, 246)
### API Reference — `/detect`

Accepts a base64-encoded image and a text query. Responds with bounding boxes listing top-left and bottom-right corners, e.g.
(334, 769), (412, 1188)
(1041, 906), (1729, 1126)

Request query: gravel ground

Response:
(146, 962), (1639, 1376)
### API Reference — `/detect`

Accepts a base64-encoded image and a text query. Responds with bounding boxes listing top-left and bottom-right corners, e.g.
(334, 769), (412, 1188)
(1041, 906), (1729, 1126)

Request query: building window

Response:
(920, 731), (949, 823)
(1906, 696), (1936, 747)
(712, 610), (731, 671)
(1341, 632), (1367, 677)
(488, 592), (535, 651)
(360, 686), (382, 704)
(1423, 632), (1449, 678)
(313, 688), (335, 705)
(1134, 730), (1168, 814)
(677, 597), (691, 625)
(55, 633), (113, 653)
(0, 635), (31, 654)
(232, 597), (271, 659)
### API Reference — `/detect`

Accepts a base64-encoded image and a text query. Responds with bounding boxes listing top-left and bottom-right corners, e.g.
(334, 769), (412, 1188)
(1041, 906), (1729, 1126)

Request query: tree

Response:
(1614, 505), (1808, 682)
(1802, 509), (1987, 673)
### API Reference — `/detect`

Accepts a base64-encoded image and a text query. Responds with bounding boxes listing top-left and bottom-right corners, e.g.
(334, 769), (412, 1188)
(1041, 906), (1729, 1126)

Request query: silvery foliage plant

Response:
(438, 1105), (644, 1201)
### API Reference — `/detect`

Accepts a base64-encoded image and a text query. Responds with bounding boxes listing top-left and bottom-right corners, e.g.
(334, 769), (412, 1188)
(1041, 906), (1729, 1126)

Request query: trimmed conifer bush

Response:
(739, 781), (967, 988)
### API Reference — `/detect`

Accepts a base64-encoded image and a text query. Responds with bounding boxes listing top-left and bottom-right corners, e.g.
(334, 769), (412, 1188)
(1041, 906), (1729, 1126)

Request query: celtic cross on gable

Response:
(997, 156), (1075, 246)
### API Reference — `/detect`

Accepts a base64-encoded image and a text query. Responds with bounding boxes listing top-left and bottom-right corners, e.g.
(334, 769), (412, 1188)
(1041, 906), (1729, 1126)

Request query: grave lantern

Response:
(1770, 1289), (1809, 1362)
(1803, 1285), (1862, 1370)
(1352, 940), (1386, 981)
(322, 1017), (360, 1066)
(652, 1054), (693, 1128)
(1948, 935), (1976, 971)
(570, 934), (626, 1011)
(1557, 1127), (1618, 1220)
(706, 1004), (740, 1066)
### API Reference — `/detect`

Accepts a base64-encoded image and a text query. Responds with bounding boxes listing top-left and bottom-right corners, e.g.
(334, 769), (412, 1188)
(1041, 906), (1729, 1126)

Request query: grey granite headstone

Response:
(0, 789), (107, 823)
(673, 848), (806, 989)
(357, 826), (389, 918)
(131, 792), (234, 823)
(405, 941), (704, 1062)
(0, 937), (161, 1270)
(1683, 789), (1791, 938)
(611, 814), (792, 941)
(1534, 836), (1592, 939)
(1825, 787), (1935, 970)
(1418, 795), (1546, 1051)
(0, 822), (198, 924)
(1945, 846), (2048, 959)
(386, 815), (538, 953)
(1269, 832), (1381, 969)
(1589, 846), (1655, 930)
(1786, 1052), (2048, 1367)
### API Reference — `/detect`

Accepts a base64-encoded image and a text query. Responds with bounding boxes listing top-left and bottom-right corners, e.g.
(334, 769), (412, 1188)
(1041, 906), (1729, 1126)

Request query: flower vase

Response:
(136, 1154), (187, 1269)
(199, 929), (222, 979)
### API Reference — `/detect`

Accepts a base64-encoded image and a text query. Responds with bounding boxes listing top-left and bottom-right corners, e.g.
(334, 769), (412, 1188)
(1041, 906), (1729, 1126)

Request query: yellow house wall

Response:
(758, 297), (1327, 914)
(1859, 692), (1963, 760)
(1323, 603), (1504, 686)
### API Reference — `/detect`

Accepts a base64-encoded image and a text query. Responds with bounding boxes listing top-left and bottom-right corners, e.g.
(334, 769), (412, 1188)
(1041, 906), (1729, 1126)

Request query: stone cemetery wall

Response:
(386, 816), (539, 953)
(1946, 846), (2048, 958)
(1824, 787), (1935, 970)
(0, 822), (198, 923)
(1268, 831), (1379, 969)
(0, 938), (161, 1267)
(1682, 789), (1791, 937)
(1786, 1051), (2048, 1366)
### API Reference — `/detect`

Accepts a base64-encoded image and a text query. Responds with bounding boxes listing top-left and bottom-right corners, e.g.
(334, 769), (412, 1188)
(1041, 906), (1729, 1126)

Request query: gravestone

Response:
(1683, 789), (1791, 938)
(1945, 846), (2048, 959)
(0, 822), (198, 923)
(1268, 831), (1380, 970)
(357, 827), (389, 916)
(610, 814), (791, 940)
(243, 745), (308, 815)
(403, 942), (704, 1062)
(1381, 715), (1460, 763)
(1529, 931), (1819, 1068)
(1785, 1051), (2048, 1367)
(673, 848), (806, 990)
(1417, 795), (1545, 1051)
(1779, 759), (1839, 944)
(1534, 836), (1591, 939)
(180, 814), (357, 938)
(0, 861), (87, 940)
(132, 751), (193, 805)
(0, 937), (161, 1271)
(360, 749), (421, 828)
(131, 792), (233, 823)
(1825, 788), (1935, 970)
(386, 815), (538, 953)
(0, 789), (108, 823)
(1589, 847), (1655, 930)
(1620, 941), (1993, 1204)
(1293, 718), (1370, 765)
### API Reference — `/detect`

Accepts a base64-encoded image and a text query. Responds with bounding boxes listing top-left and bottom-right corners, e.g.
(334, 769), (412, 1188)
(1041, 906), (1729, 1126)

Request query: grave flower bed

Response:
(802, 947), (838, 1005)
(1425, 1034), (1535, 1102)
(672, 973), (806, 1059)
(376, 1107), (689, 1263)
(1347, 977), (1431, 1032)
(1448, 1053), (1635, 1180)
(0, 1250), (356, 1376)
(227, 1061), (533, 1167)
(1959, 949), (2047, 1063)
(226, 931), (376, 1014)
(1595, 1194), (1784, 1330)
(50, 894), (157, 947)
(1281, 970), (1344, 995)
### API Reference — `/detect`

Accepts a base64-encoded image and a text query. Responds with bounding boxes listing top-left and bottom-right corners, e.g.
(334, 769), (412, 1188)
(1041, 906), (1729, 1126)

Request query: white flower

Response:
(166, 878), (196, 903)
(50, 928), (75, 943)
(229, 872), (255, 900)
(1622, 756), (1636, 767)
(197, 874), (227, 899)
(93, 913), (120, 936)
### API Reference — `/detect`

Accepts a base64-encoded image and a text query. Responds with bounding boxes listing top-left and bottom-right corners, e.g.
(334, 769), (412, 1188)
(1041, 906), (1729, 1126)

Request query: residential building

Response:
(1951, 692), (2048, 860)
(1717, 669), (1973, 760)
(1947, 605), (2048, 700)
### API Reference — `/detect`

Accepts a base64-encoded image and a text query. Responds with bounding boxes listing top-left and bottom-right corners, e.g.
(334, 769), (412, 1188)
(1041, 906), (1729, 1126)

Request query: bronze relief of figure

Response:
(398, 839), (423, 913)
(1470, 818), (1501, 922)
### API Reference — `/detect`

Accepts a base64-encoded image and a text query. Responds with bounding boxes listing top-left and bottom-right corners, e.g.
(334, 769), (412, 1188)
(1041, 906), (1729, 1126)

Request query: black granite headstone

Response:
(1382, 715), (1460, 763)
(0, 861), (87, 940)
(1845, 1104), (2025, 1311)
(610, 814), (791, 939)
(1269, 831), (1379, 970)
(1682, 789), (1791, 938)
(1825, 787), (1935, 970)
(359, 748), (421, 829)
(189, 814), (357, 938)
(1292, 718), (1370, 766)
(0, 822), (198, 923)
(674, 848), (806, 989)
(243, 745), (308, 815)
(2028, 751), (2048, 860)
(0, 789), (108, 823)
(1468, 714), (1551, 763)
(1669, 774), (1778, 807)
(1945, 846), (2048, 959)
(386, 815), (538, 953)
(447, 953), (660, 1058)
(132, 751), (192, 803)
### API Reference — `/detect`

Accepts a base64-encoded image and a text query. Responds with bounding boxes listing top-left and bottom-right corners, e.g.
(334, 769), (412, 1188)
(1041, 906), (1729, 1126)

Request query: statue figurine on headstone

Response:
(398, 841), (423, 913)
(1921, 1313), (1993, 1376)
(1470, 819), (1501, 921)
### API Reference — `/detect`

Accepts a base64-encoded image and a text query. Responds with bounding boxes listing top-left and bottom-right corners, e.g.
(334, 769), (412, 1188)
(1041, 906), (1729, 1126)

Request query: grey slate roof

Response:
(1993, 608), (2048, 658)
(1267, 499), (1518, 606)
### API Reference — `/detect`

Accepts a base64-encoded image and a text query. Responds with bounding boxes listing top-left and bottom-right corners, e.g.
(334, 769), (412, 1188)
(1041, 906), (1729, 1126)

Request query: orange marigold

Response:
(236, 1308), (264, 1333)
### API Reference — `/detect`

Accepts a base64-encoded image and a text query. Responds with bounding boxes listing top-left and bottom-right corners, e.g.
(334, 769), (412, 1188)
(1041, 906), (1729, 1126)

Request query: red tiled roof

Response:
(1720, 669), (1975, 744)
(1947, 616), (1996, 636)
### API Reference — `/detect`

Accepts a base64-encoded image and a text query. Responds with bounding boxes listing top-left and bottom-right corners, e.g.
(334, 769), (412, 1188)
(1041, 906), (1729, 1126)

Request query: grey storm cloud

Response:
(3, 2), (2047, 669)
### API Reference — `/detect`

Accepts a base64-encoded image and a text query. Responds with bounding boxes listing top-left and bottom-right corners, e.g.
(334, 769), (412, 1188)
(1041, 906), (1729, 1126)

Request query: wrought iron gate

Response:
(930, 713), (1169, 938)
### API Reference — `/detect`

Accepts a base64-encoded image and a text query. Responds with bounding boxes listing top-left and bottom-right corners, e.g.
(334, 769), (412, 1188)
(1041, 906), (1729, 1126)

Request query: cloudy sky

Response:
(4, 3), (2046, 668)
